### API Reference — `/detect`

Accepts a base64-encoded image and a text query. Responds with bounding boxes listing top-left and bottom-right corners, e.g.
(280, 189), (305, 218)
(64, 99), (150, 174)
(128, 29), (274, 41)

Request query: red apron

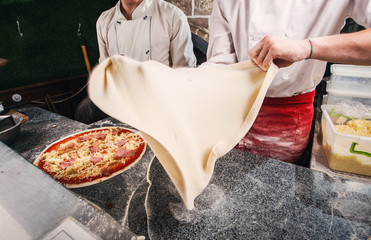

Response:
(236, 91), (315, 165)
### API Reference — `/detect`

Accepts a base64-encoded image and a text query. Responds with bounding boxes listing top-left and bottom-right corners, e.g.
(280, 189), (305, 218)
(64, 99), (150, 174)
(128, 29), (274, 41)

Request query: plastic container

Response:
(320, 105), (371, 177)
(322, 93), (371, 106)
(327, 64), (371, 96)
(324, 64), (371, 107)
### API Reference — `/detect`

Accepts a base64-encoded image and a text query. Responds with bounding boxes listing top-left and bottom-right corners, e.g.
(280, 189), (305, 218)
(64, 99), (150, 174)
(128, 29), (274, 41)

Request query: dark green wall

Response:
(0, 0), (111, 90)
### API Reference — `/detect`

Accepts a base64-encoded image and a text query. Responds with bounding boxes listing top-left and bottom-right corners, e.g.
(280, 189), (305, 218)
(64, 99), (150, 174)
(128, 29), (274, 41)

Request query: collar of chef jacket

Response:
(114, 0), (154, 21)
(110, 0), (154, 61)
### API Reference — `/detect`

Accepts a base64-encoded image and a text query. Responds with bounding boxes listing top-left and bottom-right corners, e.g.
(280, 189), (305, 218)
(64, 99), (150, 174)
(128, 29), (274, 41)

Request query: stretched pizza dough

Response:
(88, 55), (278, 210)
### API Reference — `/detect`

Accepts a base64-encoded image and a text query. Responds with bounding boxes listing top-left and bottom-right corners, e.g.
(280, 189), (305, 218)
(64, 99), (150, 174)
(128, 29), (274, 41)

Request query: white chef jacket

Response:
(96, 0), (196, 67)
(207, 0), (371, 97)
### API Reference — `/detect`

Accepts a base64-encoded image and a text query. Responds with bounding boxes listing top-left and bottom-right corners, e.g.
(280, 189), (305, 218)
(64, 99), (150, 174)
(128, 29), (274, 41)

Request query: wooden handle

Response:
(81, 45), (91, 72)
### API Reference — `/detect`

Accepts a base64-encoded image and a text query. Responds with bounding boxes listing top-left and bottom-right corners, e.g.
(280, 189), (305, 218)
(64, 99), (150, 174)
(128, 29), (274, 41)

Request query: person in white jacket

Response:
(76, 0), (196, 123)
(96, 0), (196, 66)
(207, 0), (371, 165)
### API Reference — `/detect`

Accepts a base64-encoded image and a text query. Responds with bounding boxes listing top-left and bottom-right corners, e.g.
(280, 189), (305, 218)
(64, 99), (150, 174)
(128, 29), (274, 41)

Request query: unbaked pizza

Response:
(34, 127), (146, 188)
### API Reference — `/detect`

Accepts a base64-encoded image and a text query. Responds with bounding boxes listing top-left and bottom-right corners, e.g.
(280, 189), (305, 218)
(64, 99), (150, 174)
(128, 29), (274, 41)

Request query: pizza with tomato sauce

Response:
(34, 127), (146, 188)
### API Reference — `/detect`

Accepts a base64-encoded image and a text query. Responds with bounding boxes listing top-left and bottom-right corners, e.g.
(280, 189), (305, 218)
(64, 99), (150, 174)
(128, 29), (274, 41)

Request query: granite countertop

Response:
(5, 106), (371, 239)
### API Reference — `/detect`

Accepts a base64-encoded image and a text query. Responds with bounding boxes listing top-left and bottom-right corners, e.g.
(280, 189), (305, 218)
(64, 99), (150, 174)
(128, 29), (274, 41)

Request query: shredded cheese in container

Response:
(335, 119), (371, 137)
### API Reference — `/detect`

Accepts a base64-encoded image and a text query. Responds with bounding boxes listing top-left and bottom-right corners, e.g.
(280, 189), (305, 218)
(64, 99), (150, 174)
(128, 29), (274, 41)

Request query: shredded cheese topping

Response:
(40, 128), (144, 181)
(335, 119), (371, 137)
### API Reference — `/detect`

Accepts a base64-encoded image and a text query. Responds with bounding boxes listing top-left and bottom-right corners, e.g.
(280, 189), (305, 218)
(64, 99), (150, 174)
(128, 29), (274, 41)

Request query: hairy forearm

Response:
(311, 28), (371, 65)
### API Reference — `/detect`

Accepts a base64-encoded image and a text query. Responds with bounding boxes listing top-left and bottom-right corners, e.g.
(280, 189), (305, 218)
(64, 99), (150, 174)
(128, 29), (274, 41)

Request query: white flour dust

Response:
(168, 184), (226, 223)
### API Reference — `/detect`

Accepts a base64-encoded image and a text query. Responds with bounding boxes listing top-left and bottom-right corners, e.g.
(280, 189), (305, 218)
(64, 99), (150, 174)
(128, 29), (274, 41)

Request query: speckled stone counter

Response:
(11, 106), (87, 162)
(6, 107), (371, 239)
(128, 152), (371, 239)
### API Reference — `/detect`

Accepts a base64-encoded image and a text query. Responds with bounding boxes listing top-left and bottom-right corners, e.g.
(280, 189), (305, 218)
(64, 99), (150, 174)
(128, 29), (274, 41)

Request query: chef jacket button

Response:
(282, 73), (290, 80)
(146, 50), (150, 54)
(117, 20), (121, 24)
(143, 15), (148, 20)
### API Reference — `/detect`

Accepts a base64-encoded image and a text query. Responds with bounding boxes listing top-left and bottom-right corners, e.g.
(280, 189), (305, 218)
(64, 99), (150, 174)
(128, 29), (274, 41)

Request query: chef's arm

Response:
(205, 0), (237, 65)
(96, 18), (110, 63)
(169, 12), (196, 68)
(248, 28), (371, 71)
(310, 28), (371, 65)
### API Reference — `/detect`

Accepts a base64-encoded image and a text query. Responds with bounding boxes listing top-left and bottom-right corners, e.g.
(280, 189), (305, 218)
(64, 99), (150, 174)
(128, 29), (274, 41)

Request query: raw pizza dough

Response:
(88, 55), (278, 209)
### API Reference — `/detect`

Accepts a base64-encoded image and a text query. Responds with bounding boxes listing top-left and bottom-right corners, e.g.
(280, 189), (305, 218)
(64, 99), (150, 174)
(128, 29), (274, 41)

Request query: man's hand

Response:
(248, 36), (311, 71)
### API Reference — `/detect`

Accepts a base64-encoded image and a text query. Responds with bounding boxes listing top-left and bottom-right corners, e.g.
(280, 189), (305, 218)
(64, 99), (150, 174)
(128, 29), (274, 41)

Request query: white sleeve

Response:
(206, 0), (237, 65)
(348, 0), (371, 28)
(169, 10), (196, 67)
(96, 16), (110, 63)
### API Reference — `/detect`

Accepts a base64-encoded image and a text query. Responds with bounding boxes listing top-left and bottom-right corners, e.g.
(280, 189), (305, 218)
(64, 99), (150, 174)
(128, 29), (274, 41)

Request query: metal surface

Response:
(0, 141), (143, 240)
(0, 114), (23, 145)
